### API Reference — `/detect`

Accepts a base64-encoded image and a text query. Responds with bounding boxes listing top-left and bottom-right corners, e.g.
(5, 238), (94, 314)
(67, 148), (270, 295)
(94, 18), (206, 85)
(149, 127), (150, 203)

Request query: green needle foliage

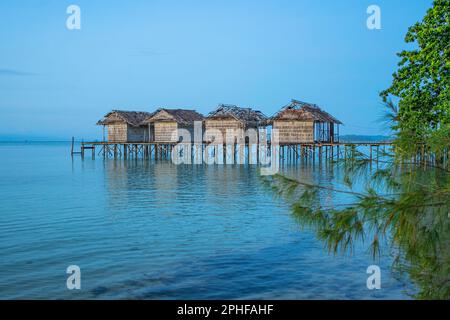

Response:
(263, 152), (449, 299)
(380, 0), (449, 138)
(262, 0), (450, 299)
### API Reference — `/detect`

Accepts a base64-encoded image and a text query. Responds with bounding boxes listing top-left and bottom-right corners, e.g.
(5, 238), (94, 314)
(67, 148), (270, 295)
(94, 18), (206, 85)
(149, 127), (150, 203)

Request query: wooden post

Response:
(238, 143), (244, 164)
(291, 146), (294, 163)
(201, 144), (204, 164)
(305, 146), (308, 165)
(318, 146), (322, 163)
(223, 144), (226, 164)
(205, 144), (210, 164)
(294, 146), (297, 163)
(214, 144), (218, 164)
(256, 143), (260, 165)
(279, 146), (282, 163)
(312, 146), (315, 165)
(247, 143), (250, 164)
(293, 146), (296, 163)
(286, 146), (289, 163)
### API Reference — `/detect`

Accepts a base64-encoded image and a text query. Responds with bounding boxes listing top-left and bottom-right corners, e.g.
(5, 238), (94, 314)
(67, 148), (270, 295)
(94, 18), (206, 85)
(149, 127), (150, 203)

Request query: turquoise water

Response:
(0, 142), (411, 299)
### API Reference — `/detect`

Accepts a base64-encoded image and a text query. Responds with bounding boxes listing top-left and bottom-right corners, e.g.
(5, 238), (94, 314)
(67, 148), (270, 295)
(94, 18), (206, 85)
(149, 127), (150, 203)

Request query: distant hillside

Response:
(339, 135), (393, 143)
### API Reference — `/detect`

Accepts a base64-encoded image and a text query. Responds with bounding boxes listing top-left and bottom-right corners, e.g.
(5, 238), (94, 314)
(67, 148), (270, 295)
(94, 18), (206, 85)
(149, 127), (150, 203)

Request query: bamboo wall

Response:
(107, 123), (128, 142)
(204, 119), (244, 143)
(273, 120), (314, 144)
(107, 123), (146, 142)
(154, 122), (178, 142)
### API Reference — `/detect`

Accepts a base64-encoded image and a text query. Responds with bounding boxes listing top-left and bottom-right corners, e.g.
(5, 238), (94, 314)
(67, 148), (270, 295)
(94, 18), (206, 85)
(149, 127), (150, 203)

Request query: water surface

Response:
(0, 142), (411, 299)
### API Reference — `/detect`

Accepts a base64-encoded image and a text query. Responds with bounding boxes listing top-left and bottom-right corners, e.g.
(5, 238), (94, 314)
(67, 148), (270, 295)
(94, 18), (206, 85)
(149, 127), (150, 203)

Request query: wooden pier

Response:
(73, 140), (393, 164)
(84, 100), (396, 165)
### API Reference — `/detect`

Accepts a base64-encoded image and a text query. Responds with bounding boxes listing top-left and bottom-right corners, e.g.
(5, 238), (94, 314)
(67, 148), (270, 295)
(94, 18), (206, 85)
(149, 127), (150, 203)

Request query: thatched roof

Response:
(206, 104), (267, 124)
(142, 108), (204, 125)
(97, 110), (154, 127)
(271, 99), (342, 124)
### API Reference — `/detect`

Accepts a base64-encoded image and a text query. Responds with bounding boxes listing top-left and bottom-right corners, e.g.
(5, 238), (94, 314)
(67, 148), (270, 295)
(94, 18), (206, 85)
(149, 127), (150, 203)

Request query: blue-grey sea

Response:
(0, 142), (412, 299)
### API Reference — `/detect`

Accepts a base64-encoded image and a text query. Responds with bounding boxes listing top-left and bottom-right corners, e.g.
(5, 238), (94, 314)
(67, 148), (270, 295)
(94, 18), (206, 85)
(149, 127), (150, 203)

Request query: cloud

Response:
(0, 68), (37, 76)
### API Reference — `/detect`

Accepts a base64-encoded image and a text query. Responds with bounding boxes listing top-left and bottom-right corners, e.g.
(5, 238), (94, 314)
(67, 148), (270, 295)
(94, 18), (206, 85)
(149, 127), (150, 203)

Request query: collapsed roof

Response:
(207, 104), (267, 123)
(271, 99), (342, 124)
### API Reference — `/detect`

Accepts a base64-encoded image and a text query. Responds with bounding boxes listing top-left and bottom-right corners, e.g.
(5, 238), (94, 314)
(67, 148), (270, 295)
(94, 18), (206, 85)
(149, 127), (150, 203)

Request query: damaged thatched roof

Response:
(207, 104), (267, 123)
(142, 108), (204, 125)
(271, 99), (342, 124)
(97, 110), (154, 127)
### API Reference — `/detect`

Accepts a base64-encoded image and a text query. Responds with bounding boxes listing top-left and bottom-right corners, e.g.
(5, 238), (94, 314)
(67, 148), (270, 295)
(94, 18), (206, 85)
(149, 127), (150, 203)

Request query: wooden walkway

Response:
(72, 139), (393, 163)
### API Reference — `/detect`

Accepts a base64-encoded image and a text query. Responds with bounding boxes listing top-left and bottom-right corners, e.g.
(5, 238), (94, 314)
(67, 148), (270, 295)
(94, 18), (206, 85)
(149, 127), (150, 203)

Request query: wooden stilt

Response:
(223, 144), (226, 164)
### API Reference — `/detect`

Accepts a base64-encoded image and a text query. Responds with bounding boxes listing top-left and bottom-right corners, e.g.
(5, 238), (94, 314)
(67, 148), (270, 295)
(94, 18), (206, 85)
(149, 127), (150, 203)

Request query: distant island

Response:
(339, 135), (393, 143)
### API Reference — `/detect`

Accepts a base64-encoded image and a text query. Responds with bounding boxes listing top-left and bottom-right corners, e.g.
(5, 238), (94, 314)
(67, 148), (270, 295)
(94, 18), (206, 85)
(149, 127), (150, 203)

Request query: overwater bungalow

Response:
(142, 108), (204, 143)
(204, 104), (267, 143)
(270, 99), (342, 144)
(97, 110), (154, 143)
(84, 103), (387, 162)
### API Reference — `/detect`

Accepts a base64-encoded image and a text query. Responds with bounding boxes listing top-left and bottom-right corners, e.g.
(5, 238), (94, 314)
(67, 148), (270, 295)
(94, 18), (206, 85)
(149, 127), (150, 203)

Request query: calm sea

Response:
(0, 142), (412, 299)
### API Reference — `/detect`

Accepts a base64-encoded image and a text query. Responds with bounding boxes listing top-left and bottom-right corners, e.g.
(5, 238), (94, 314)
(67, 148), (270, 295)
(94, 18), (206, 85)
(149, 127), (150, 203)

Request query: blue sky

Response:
(0, 0), (432, 140)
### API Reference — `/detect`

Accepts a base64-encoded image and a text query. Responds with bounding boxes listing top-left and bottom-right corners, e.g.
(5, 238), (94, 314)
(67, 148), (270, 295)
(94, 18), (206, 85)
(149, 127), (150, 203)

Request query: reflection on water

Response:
(0, 142), (413, 299)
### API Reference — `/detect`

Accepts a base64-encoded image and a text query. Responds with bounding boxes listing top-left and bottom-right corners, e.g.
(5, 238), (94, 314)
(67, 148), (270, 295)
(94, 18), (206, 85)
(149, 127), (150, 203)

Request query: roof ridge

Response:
(272, 100), (342, 124)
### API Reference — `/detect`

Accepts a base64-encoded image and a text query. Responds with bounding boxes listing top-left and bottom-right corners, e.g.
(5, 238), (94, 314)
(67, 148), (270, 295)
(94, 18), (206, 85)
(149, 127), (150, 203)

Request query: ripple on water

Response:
(0, 143), (411, 299)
